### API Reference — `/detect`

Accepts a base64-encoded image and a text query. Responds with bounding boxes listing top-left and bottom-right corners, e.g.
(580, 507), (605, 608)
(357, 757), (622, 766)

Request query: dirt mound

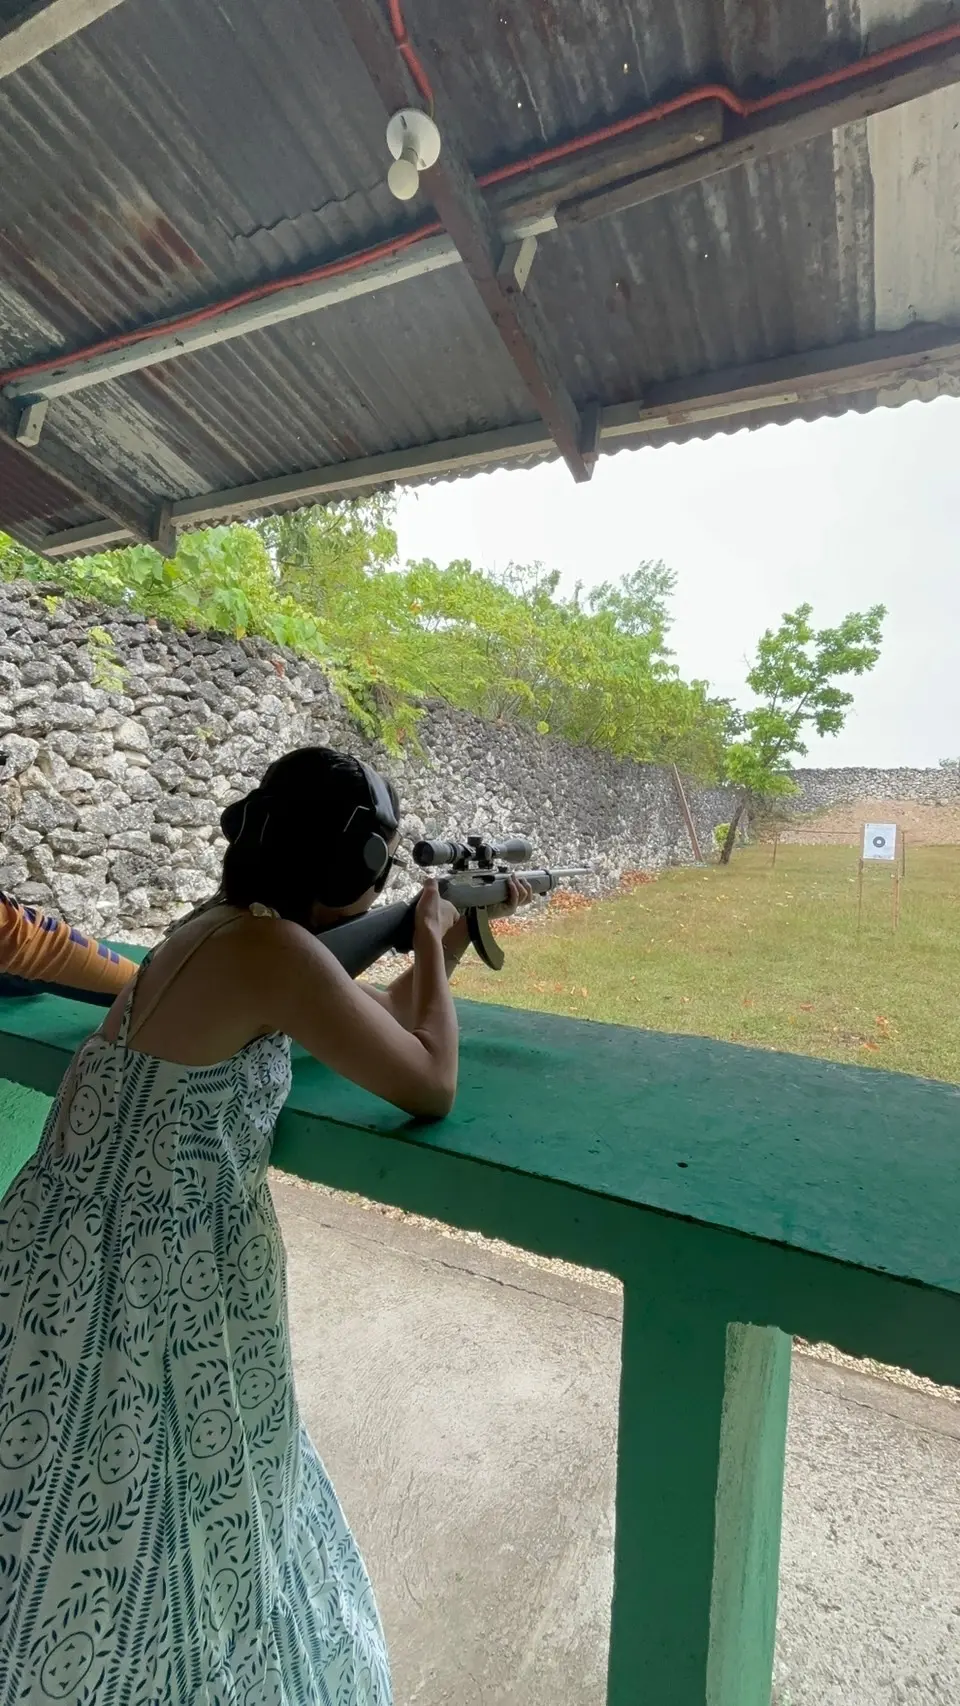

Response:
(775, 798), (960, 845)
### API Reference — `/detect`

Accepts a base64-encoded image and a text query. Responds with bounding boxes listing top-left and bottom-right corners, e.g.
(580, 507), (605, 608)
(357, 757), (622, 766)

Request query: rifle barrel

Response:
(440, 866), (591, 908)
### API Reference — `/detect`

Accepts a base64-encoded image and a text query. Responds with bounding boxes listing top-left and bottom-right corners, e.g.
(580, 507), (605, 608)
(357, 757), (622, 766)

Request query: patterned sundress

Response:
(0, 908), (391, 1704)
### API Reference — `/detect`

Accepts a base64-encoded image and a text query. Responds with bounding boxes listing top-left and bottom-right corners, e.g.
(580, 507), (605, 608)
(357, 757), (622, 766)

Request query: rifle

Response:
(0, 835), (589, 1005)
(320, 834), (590, 975)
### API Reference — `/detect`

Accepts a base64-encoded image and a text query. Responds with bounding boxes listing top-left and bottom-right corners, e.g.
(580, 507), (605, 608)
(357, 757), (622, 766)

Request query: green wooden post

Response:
(607, 1289), (790, 1706)
(708, 1323), (792, 1706)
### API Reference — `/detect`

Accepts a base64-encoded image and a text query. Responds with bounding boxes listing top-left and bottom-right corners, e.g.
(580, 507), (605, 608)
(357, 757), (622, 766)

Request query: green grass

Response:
(452, 844), (960, 1084)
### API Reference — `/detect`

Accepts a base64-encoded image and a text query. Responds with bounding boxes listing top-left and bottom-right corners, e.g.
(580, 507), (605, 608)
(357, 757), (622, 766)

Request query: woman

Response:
(0, 746), (529, 1705)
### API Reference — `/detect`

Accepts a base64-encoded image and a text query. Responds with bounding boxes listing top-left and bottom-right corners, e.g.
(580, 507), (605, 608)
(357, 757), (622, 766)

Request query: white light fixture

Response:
(386, 107), (441, 202)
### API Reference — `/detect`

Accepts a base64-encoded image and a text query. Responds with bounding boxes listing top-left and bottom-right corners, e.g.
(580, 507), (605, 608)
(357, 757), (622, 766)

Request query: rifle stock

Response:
(314, 898), (419, 979)
(0, 899), (420, 1008)
(0, 972), (121, 1009)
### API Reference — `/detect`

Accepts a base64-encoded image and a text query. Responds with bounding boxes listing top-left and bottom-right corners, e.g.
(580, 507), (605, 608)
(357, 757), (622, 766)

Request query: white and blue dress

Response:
(0, 909), (391, 1704)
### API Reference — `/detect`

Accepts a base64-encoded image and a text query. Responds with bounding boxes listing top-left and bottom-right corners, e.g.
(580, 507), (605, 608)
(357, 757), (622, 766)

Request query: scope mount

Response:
(459, 835), (504, 872)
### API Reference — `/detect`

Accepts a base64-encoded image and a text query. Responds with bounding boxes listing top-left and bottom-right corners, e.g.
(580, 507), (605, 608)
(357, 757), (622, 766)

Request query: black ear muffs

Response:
(221, 790), (269, 846)
(353, 762), (399, 886)
(361, 831), (391, 880)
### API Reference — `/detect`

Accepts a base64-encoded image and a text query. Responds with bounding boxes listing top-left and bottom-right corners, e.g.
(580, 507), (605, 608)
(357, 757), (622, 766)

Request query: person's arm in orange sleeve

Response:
(0, 891), (137, 996)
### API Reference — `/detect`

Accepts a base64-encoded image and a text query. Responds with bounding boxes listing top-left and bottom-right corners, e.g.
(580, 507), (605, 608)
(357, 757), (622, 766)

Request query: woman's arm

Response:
(365, 877), (531, 1030)
(0, 891), (137, 994)
(262, 882), (459, 1118)
(363, 914), (471, 1028)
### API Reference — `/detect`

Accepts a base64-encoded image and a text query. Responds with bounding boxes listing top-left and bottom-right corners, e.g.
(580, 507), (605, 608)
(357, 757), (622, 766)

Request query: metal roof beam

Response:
(0, 393), (150, 541)
(35, 321), (960, 556)
(0, 0), (127, 79)
(561, 39), (960, 229)
(330, 0), (593, 483)
(2, 236), (464, 404)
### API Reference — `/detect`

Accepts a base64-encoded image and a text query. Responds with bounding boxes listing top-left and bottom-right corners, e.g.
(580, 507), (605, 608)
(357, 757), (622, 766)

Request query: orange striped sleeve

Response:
(0, 891), (137, 995)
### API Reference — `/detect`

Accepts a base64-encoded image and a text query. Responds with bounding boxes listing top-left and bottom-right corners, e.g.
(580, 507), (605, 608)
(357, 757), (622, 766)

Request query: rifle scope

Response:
(412, 835), (533, 869)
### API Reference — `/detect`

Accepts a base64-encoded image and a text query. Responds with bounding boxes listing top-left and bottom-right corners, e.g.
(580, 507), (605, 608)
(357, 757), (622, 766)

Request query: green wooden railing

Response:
(2, 982), (959, 1705)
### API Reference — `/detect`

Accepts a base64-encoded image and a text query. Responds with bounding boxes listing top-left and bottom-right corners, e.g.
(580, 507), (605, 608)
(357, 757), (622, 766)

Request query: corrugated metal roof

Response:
(0, 0), (412, 344)
(408, 0), (863, 169)
(1, 0), (959, 547)
(535, 128), (874, 401)
(45, 268), (536, 503)
(0, 442), (99, 546)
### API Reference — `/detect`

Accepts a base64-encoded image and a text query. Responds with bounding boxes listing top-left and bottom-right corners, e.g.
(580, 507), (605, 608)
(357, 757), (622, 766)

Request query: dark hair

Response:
(218, 747), (400, 926)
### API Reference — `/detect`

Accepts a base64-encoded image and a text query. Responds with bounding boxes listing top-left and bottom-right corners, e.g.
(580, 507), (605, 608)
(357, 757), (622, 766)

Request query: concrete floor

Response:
(275, 1175), (960, 1706)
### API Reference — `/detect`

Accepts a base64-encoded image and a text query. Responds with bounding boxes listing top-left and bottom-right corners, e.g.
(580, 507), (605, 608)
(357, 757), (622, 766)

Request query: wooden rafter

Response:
(0, 0), (127, 79)
(560, 39), (960, 228)
(329, 0), (593, 483)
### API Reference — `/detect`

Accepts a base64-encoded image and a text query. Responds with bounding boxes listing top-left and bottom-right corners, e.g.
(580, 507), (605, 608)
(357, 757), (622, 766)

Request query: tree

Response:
(258, 511), (733, 772)
(256, 493), (397, 612)
(581, 561), (676, 652)
(719, 601), (886, 863)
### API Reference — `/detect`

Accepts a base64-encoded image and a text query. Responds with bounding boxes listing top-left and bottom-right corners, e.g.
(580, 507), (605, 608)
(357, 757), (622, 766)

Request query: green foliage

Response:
(1, 521), (339, 696)
(713, 823), (730, 849)
(260, 520), (731, 772)
(261, 492), (398, 609)
(579, 561), (677, 651)
(2, 523), (322, 648)
(1, 512), (731, 773)
(0, 532), (42, 581)
(725, 602), (886, 800)
(86, 626), (127, 693)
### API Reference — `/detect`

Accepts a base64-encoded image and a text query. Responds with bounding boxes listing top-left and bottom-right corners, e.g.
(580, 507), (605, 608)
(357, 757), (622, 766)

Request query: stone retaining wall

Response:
(783, 768), (960, 814)
(0, 582), (737, 942)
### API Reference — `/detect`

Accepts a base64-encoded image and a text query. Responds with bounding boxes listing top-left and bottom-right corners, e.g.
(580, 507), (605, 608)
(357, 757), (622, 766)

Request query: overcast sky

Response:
(395, 396), (960, 769)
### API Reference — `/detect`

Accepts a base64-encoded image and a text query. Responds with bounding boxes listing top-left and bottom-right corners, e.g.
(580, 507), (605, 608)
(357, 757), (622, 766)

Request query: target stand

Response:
(857, 822), (907, 936)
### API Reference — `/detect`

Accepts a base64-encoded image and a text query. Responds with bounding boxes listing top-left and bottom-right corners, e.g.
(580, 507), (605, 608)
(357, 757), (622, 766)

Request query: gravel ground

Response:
(773, 798), (960, 845)
(271, 1171), (959, 1402)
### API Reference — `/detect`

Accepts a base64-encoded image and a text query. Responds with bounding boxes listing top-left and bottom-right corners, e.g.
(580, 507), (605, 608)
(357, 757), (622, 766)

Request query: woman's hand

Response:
(413, 879), (460, 949)
(486, 876), (535, 922)
(414, 874), (533, 966)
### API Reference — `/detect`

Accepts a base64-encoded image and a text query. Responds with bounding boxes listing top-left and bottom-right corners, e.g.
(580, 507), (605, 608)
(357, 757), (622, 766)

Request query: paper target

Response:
(862, 823), (897, 861)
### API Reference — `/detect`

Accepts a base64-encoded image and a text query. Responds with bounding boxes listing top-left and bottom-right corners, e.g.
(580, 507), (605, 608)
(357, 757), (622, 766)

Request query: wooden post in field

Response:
(856, 856), (865, 940)
(671, 764), (704, 862)
(892, 825), (905, 932)
(771, 833), (780, 869)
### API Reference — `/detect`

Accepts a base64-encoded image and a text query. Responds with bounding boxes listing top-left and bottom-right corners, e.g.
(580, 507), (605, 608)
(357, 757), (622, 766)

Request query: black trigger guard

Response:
(467, 908), (505, 971)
